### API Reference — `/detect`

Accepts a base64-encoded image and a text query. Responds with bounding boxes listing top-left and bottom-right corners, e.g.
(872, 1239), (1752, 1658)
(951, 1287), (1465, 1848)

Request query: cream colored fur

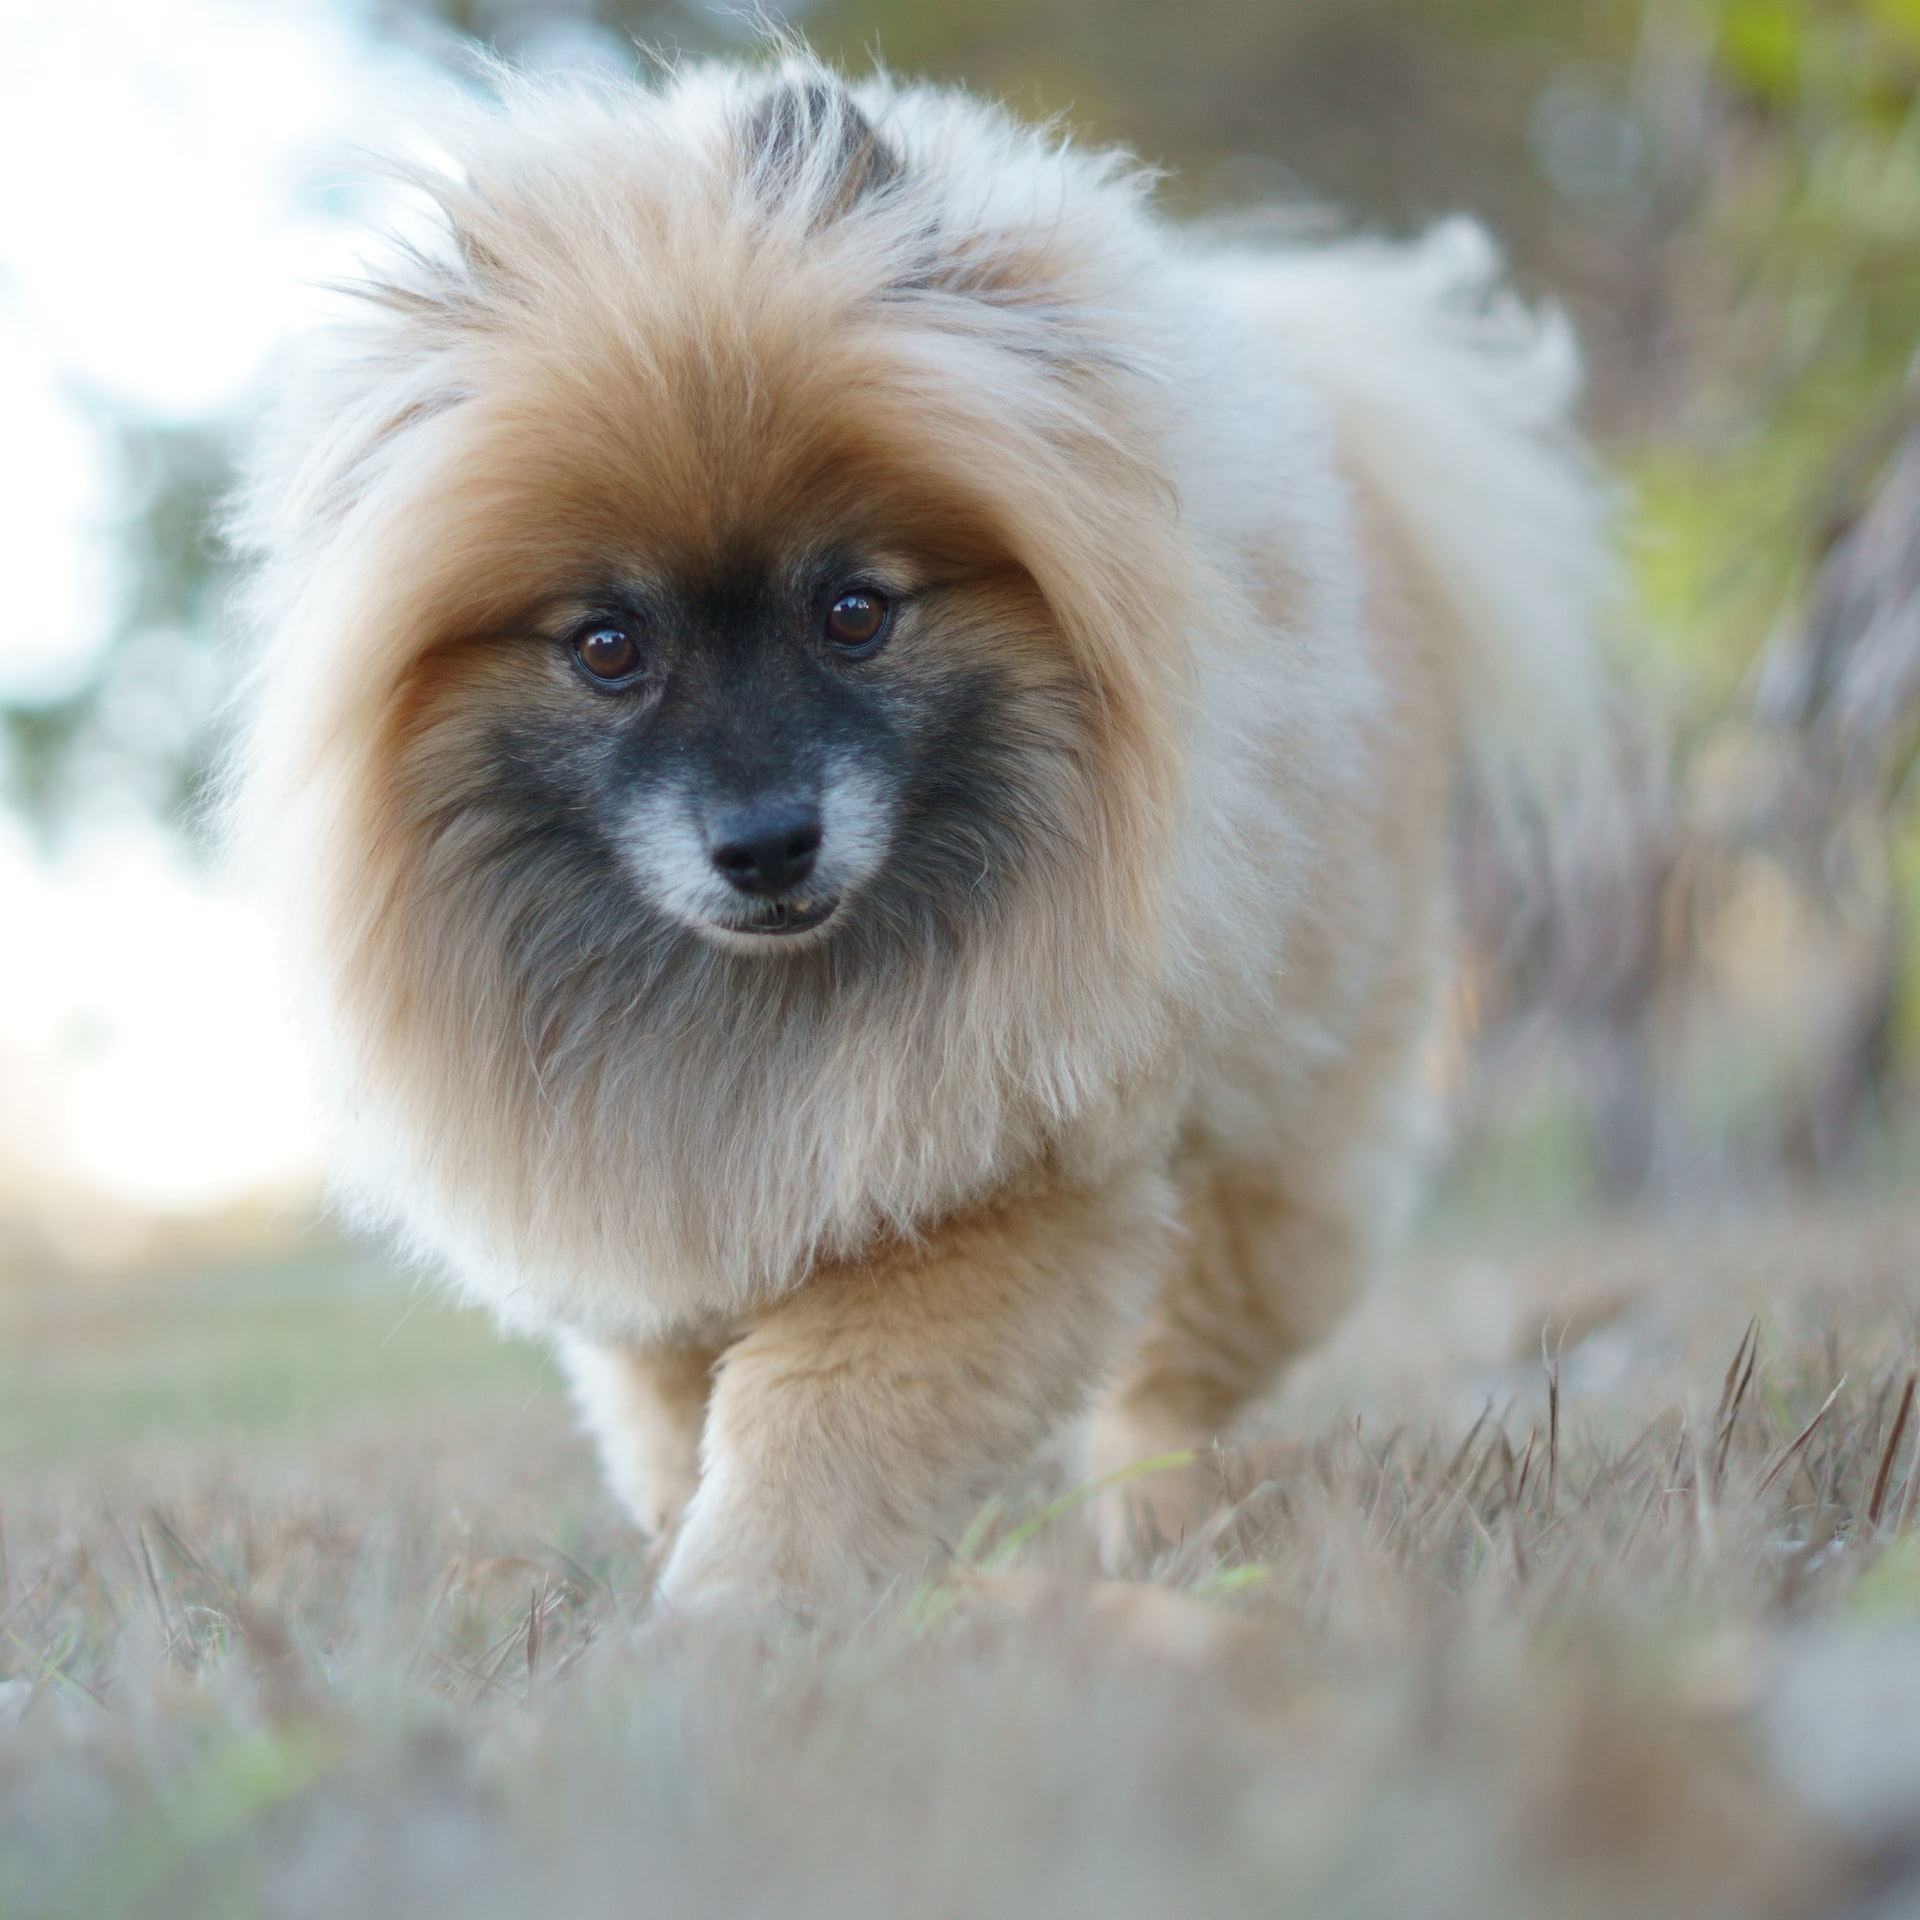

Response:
(228, 53), (1614, 1614)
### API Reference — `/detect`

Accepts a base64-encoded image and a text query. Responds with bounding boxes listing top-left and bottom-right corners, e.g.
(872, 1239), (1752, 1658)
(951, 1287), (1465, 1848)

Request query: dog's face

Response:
(450, 534), (1072, 959)
(536, 553), (909, 947)
(381, 408), (1095, 980)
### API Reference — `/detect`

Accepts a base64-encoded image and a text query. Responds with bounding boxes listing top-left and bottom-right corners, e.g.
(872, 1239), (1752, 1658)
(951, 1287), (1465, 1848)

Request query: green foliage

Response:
(1, 416), (236, 841)
(1631, 0), (1920, 709)
(1718, 0), (1806, 98)
(2, 693), (96, 824)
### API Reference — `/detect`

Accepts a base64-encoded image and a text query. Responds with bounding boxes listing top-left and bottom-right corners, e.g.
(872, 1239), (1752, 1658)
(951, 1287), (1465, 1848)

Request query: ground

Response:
(3, 1185), (1920, 1920)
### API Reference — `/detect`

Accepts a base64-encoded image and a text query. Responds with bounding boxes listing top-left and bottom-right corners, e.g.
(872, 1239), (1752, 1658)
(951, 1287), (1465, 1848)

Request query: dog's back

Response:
(1092, 216), (1616, 1542)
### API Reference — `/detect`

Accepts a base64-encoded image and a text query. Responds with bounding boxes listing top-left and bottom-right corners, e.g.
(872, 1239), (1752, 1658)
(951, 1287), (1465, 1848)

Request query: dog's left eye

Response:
(824, 589), (891, 652)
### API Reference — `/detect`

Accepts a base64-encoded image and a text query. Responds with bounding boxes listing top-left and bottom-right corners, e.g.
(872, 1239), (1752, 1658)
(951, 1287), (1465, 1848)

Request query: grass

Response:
(0, 1239), (552, 1470)
(3, 1198), (1920, 1918)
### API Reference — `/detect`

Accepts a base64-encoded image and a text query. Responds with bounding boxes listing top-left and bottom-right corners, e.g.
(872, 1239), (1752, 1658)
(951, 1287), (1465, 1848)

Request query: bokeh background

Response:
(4, 0), (1919, 1462)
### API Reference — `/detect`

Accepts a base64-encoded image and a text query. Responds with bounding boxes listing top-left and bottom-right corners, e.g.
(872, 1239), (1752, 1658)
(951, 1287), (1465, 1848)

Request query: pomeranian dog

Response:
(231, 52), (1611, 1615)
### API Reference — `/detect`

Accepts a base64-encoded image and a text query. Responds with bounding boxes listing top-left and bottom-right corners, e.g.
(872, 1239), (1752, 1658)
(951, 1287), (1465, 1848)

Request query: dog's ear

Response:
(741, 77), (900, 224)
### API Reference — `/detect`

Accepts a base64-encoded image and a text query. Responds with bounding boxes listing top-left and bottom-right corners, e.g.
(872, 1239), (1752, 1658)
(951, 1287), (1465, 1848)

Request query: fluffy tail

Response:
(1242, 218), (1619, 837)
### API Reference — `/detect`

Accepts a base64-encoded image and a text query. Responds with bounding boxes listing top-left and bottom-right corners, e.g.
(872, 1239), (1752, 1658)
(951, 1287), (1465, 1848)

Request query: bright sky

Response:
(0, 820), (321, 1214)
(0, 0), (441, 1215)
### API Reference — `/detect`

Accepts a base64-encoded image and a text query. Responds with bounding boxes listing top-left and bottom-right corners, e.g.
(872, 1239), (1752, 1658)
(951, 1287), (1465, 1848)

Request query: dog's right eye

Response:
(571, 625), (645, 687)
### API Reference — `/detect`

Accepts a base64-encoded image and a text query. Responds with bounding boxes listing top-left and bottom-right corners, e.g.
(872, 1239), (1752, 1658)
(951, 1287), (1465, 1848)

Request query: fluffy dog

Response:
(231, 54), (1612, 1614)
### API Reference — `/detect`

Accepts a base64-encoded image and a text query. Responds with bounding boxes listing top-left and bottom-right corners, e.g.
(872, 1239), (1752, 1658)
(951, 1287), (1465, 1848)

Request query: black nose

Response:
(707, 799), (823, 896)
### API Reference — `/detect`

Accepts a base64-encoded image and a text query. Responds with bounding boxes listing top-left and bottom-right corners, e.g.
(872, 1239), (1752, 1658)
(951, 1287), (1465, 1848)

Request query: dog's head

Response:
(243, 69), (1190, 979)
(231, 59), (1210, 1296)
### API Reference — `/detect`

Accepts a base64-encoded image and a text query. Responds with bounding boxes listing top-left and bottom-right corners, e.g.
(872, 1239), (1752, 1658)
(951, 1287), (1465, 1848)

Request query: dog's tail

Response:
(1242, 218), (1619, 840)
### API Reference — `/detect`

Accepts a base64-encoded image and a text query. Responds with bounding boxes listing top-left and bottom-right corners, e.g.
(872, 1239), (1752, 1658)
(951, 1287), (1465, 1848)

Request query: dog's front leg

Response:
(559, 1333), (728, 1539)
(653, 1162), (1175, 1619)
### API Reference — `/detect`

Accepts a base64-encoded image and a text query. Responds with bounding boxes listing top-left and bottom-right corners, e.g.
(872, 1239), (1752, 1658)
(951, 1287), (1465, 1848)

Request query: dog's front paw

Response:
(649, 1474), (853, 1625)
(649, 1558), (761, 1626)
(649, 1499), (761, 1621)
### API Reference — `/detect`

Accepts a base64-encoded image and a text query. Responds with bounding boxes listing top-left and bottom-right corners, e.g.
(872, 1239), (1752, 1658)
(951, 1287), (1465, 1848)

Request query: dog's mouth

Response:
(719, 894), (841, 939)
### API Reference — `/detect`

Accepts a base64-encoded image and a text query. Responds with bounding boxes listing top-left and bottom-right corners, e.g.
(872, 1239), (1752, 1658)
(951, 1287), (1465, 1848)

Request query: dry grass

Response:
(4, 1195), (1920, 1919)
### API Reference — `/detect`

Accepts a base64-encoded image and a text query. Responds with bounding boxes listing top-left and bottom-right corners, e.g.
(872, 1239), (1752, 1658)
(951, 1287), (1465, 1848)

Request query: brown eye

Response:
(573, 625), (642, 685)
(824, 589), (890, 652)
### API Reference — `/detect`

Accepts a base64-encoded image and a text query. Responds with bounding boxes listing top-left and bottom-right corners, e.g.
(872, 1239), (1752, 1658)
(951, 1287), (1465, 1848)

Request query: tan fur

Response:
(660, 1161), (1177, 1611)
(229, 54), (1614, 1614)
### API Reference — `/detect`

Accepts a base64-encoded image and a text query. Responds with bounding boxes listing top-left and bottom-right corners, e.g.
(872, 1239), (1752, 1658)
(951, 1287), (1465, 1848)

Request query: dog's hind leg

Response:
(560, 1335), (726, 1540)
(1089, 525), (1457, 1563)
(1088, 1156), (1381, 1560)
(1090, 906), (1445, 1564)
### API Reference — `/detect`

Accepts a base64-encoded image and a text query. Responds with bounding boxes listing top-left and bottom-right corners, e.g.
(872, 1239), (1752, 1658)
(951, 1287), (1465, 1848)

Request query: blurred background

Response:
(4, 0), (1919, 1465)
